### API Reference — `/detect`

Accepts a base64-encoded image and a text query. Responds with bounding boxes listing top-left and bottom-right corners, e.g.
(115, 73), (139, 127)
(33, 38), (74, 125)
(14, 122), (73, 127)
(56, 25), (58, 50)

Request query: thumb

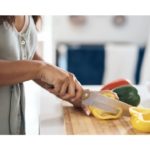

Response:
(81, 105), (91, 116)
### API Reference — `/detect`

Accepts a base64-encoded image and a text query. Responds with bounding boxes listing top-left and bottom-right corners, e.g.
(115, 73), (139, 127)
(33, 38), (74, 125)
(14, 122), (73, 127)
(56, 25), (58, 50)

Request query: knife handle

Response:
(45, 83), (54, 89)
(82, 89), (90, 100)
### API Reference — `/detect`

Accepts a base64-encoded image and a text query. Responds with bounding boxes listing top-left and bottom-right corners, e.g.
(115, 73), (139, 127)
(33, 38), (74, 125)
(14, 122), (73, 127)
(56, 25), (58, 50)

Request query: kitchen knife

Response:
(82, 90), (131, 116)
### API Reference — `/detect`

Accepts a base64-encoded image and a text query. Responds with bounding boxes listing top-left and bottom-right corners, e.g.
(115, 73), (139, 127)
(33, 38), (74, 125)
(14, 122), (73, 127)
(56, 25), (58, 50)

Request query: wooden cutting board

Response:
(63, 106), (148, 135)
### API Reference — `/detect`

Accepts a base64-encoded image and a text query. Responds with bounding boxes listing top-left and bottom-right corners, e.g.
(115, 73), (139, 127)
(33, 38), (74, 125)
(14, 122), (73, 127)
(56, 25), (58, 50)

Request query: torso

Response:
(0, 16), (37, 134)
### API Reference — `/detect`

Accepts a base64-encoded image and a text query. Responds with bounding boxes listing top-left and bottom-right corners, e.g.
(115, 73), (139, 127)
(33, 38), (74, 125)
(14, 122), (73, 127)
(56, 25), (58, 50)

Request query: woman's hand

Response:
(37, 62), (84, 102)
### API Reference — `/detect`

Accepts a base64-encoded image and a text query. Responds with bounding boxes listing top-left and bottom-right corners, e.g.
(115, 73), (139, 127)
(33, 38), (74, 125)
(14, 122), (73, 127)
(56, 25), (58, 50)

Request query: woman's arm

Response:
(0, 60), (42, 86)
(32, 52), (84, 102)
(0, 57), (81, 101)
(0, 51), (83, 102)
(32, 52), (51, 89)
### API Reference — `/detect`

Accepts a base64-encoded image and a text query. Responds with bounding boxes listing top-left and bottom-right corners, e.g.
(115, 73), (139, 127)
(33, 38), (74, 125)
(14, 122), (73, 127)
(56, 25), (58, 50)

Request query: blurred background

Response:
(52, 16), (150, 85)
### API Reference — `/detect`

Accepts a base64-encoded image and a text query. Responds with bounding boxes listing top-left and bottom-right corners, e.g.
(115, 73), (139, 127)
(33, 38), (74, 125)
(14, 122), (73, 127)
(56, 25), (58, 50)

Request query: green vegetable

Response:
(113, 85), (140, 106)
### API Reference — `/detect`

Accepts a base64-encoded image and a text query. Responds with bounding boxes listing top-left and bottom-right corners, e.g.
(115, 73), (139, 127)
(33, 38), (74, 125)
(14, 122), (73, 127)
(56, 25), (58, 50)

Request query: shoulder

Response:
(0, 21), (14, 35)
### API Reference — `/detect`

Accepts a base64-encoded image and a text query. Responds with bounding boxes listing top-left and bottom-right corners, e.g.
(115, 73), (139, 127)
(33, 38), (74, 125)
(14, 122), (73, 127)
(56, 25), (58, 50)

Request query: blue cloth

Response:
(67, 45), (105, 85)
(134, 47), (145, 84)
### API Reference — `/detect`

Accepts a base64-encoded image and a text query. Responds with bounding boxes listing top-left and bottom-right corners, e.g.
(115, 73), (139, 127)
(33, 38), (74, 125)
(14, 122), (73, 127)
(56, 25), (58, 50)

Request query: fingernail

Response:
(86, 111), (91, 116)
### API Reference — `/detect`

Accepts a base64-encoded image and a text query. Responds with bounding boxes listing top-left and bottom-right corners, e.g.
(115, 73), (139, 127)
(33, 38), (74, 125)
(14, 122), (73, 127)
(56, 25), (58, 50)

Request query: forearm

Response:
(32, 52), (48, 89)
(0, 60), (42, 86)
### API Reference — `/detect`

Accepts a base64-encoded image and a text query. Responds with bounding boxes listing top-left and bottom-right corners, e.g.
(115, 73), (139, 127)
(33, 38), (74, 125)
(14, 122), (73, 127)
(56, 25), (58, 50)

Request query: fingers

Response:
(48, 72), (83, 106)
(59, 80), (69, 96)
(48, 80), (64, 96)
(71, 80), (84, 102)
(61, 74), (76, 101)
(46, 70), (89, 117)
(81, 105), (91, 116)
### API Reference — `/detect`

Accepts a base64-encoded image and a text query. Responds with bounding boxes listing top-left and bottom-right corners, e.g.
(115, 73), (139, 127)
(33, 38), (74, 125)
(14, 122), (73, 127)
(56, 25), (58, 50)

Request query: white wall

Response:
(53, 16), (150, 45)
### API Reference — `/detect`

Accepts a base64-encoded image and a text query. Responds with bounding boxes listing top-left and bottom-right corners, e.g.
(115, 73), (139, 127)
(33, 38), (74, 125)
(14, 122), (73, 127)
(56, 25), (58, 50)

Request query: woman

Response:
(0, 16), (84, 134)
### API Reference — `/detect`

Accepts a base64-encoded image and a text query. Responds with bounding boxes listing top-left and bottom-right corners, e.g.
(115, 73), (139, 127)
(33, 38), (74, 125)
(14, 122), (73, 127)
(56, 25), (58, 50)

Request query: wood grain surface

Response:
(63, 106), (148, 135)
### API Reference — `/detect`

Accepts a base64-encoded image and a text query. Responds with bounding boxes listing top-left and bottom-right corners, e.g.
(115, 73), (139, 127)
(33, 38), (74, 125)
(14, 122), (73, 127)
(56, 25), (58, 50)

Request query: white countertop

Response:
(39, 85), (150, 135)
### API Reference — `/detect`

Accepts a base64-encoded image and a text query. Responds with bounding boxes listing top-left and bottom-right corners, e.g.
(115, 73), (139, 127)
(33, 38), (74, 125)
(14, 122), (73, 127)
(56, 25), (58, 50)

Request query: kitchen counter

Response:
(40, 85), (150, 135)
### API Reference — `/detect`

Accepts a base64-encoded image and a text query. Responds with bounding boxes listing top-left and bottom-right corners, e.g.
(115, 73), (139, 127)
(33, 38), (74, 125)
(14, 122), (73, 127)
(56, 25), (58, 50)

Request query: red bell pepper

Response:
(101, 79), (131, 91)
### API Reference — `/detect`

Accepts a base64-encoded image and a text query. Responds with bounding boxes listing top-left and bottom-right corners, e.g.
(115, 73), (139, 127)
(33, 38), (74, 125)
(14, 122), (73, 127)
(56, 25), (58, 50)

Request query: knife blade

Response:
(82, 90), (131, 116)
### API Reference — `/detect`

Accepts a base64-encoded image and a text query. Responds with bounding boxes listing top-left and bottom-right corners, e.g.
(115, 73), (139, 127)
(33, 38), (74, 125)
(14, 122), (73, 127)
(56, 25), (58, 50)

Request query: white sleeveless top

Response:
(0, 16), (37, 134)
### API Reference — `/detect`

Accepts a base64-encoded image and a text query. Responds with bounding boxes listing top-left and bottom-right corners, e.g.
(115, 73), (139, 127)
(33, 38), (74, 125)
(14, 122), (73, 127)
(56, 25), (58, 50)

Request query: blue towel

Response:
(134, 47), (145, 84)
(57, 44), (145, 85)
(67, 45), (105, 85)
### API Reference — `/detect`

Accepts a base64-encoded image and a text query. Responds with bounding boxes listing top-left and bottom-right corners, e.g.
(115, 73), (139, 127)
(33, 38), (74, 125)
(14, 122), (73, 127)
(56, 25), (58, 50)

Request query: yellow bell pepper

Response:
(89, 90), (123, 120)
(89, 105), (123, 120)
(100, 90), (119, 100)
(129, 107), (150, 132)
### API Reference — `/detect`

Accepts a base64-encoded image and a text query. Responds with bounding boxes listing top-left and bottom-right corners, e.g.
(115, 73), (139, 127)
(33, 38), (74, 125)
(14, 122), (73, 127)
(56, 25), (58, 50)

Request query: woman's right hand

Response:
(37, 62), (84, 103)
(36, 62), (91, 115)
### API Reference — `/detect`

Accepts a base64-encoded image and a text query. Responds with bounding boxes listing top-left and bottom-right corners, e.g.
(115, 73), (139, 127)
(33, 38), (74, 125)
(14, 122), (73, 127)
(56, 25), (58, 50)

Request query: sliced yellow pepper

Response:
(100, 90), (119, 99)
(89, 90), (123, 120)
(129, 107), (150, 132)
(89, 105), (123, 120)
